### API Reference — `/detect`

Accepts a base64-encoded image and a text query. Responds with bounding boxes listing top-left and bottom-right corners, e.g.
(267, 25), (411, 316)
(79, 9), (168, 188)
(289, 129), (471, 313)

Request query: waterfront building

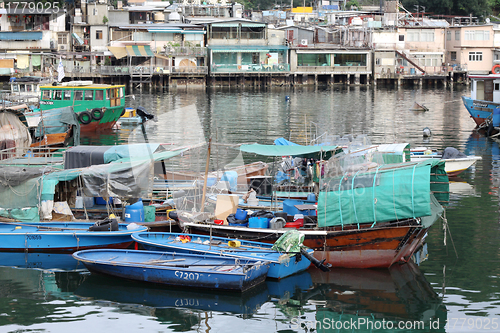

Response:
(445, 24), (495, 75)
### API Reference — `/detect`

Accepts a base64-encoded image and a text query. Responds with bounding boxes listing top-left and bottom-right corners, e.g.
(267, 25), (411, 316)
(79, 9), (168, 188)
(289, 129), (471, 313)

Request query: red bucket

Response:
(214, 219), (224, 225)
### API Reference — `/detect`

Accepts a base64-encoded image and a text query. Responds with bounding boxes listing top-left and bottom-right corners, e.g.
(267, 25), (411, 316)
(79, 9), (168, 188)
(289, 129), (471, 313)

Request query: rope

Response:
(371, 166), (383, 228)
(411, 164), (417, 219)
(351, 169), (362, 228)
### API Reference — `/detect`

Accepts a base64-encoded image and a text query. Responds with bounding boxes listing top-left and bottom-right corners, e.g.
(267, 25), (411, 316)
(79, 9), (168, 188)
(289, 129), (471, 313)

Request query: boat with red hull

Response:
(176, 144), (446, 269)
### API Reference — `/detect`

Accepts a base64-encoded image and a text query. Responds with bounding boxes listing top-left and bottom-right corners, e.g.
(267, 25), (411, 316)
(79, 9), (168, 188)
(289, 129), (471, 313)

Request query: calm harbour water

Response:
(2, 85), (500, 332)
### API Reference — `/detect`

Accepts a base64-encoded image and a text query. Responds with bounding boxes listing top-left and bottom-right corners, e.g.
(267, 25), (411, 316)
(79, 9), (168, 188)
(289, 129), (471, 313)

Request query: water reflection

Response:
(302, 262), (446, 332)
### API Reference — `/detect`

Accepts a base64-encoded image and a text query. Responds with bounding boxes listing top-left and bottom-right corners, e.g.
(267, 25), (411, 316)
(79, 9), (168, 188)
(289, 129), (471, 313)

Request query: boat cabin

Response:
(39, 81), (126, 113)
(468, 74), (500, 103)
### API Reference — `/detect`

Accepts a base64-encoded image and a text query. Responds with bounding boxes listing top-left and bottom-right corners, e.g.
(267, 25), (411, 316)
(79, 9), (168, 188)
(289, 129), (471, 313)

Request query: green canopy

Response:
(240, 144), (341, 159)
(317, 159), (447, 228)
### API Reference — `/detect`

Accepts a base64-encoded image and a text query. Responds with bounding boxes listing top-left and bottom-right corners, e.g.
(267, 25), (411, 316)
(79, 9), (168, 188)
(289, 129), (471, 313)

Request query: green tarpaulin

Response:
(317, 160), (447, 227)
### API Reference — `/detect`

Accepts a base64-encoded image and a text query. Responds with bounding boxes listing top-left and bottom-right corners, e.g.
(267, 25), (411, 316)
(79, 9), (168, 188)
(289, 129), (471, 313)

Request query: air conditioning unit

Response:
(59, 45), (66, 51)
(300, 39), (308, 46)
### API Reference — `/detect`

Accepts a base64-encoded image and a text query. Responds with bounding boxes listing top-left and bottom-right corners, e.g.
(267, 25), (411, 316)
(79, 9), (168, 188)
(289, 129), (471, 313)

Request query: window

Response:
(54, 90), (63, 100)
(63, 90), (71, 100)
(120, 87), (124, 98)
(95, 90), (104, 100)
(42, 90), (51, 100)
(495, 83), (500, 91)
(469, 51), (483, 61)
(84, 90), (94, 100)
(455, 30), (460, 41)
(446, 31), (451, 41)
(74, 90), (83, 100)
(451, 51), (457, 61)
(399, 35), (404, 41)
(333, 53), (367, 67)
(297, 53), (331, 66)
(12, 85), (18, 92)
(465, 30), (490, 41)
(96, 30), (103, 40)
(406, 29), (434, 42)
(58, 33), (67, 45)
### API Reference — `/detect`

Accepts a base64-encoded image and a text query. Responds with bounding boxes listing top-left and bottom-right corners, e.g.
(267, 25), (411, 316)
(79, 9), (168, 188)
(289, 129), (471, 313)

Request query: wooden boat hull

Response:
(180, 220), (429, 269)
(0, 222), (147, 252)
(462, 96), (497, 126)
(73, 249), (270, 292)
(132, 232), (312, 279)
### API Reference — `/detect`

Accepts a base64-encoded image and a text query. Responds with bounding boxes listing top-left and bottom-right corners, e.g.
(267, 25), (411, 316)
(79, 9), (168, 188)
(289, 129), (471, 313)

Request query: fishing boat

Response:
(9, 76), (52, 107)
(39, 81), (125, 132)
(177, 144), (448, 269)
(72, 249), (270, 292)
(410, 147), (481, 176)
(461, 72), (500, 127)
(0, 106), (79, 153)
(132, 231), (315, 279)
(0, 221), (147, 252)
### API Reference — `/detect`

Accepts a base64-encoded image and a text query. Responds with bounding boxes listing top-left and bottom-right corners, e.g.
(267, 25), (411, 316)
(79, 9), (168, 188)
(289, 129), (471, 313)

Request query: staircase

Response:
(395, 50), (426, 74)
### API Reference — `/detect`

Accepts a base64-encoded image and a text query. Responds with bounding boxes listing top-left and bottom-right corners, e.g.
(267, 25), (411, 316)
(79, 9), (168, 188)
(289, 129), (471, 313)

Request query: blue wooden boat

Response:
(0, 222), (147, 252)
(72, 249), (270, 292)
(132, 232), (313, 279)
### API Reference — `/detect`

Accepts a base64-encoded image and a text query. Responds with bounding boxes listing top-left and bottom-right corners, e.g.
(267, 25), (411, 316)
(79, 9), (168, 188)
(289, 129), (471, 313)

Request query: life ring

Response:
(88, 218), (119, 231)
(493, 65), (500, 74)
(91, 108), (103, 121)
(78, 111), (92, 125)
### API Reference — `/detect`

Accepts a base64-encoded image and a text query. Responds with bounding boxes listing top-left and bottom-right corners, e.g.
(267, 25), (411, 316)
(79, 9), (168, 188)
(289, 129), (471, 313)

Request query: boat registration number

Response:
(26, 235), (42, 240)
(174, 271), (199, 281)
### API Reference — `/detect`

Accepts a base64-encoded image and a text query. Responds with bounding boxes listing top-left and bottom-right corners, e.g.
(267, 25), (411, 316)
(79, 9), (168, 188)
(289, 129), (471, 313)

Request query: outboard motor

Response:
(136, 106), (155, 123)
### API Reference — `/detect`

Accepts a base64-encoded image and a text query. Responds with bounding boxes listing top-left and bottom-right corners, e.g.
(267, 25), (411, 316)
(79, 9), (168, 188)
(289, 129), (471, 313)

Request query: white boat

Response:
(410, 147), (481, 176)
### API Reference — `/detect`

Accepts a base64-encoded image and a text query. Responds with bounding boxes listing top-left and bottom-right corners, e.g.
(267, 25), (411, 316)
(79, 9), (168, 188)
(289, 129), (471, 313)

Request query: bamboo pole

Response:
(200, 138), (211, 212)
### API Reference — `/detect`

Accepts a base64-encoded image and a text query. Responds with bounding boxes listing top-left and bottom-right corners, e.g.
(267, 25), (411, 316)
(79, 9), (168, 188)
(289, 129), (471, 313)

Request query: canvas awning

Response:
(126, 45), (154, 57)
(107, 46), (128, 59)
(72, 33), (84, 46)
(240, 144), (341, 159)
(211, 49), (269, 53)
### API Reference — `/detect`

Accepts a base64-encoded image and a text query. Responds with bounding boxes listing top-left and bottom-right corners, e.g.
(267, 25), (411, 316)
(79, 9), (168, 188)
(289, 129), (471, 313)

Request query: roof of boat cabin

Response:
(40, 84), (125, 89)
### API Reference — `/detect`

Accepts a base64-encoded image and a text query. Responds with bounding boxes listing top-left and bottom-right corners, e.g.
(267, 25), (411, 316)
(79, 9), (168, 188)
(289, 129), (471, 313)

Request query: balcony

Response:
(211, 63), (289, 73)
(163, 46), (207, 57)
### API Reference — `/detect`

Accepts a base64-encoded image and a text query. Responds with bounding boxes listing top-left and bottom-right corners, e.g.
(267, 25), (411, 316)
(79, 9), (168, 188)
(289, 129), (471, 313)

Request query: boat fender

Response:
(88, 218), (119, 231)
(493, 64), (500, 74)
(91, 108), (104, 121)
(78, 111), (92, 125)
(168, 210), (178, 221)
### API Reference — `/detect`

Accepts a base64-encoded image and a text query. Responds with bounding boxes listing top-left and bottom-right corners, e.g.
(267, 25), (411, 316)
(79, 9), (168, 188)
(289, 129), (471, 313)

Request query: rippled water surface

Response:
(2, 85), (500, 332)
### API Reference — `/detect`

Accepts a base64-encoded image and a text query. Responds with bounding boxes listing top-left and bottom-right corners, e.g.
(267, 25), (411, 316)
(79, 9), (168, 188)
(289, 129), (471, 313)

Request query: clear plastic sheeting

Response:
(0, 110), (32, 158)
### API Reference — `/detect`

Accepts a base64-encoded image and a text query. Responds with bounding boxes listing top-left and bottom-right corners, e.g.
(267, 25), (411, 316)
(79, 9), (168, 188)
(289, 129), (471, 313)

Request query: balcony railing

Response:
(163, 46), (207, 57)
(62, 65), (209, 76)
(211, 63), (289, 73)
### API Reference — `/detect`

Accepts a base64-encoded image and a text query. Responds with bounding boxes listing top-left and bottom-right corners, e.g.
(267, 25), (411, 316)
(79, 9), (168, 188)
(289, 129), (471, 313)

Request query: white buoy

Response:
(423, 127), (432, 137)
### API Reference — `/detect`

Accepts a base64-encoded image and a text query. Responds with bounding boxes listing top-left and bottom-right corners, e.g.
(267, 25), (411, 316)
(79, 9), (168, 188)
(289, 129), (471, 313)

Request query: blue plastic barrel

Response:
(493, 108), (500, 127)
(125, 199), (144, 222)
(235, 208), (247, 220)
